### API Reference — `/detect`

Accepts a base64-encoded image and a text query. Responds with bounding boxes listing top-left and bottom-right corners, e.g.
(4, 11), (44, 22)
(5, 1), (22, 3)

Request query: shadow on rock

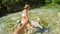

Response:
(32, 27), (51, 34)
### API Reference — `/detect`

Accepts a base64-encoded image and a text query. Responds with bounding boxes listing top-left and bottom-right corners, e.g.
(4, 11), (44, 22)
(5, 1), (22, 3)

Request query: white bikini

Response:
(21, 13), (27, 24)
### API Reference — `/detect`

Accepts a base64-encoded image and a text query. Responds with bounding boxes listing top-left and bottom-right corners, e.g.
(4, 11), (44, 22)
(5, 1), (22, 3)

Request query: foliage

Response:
(45, 0), (52, 4)
(0, 0), (60, 17)
(2, 0), (21, 6)
(56, 0), (60, 5)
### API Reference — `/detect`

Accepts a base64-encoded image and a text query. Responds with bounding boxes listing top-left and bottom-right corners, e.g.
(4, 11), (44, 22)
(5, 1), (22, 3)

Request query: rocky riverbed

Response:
(0, 8), (60, 34)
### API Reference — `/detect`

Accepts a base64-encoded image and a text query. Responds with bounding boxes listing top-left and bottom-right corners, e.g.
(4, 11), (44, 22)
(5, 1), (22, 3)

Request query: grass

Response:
(0, 7), (60, 34)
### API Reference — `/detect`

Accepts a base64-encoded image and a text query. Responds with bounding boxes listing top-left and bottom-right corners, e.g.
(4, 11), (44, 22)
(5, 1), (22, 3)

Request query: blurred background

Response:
(0, 0), (60, 34)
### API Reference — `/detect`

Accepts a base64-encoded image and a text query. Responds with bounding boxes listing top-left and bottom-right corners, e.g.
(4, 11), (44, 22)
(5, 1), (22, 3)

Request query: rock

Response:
(31, 20), (43, 29)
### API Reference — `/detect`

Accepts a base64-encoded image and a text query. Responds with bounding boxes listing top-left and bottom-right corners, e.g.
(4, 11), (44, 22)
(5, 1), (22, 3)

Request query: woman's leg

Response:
(24, 26), (28, 34)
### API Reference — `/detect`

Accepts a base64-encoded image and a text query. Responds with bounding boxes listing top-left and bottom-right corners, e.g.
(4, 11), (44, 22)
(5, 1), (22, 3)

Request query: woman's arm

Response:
(28, 20), (33, 27)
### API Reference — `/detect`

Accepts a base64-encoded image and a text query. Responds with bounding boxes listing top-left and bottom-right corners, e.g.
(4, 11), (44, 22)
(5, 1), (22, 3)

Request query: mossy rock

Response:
(40, 19), (48, 27)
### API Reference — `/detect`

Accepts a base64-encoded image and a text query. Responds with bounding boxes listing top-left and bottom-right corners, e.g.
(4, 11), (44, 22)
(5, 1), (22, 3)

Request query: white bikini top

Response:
(22, 13), (27, 16)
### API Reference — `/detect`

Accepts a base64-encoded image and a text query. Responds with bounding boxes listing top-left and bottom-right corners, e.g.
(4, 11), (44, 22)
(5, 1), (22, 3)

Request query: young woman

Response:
(13, 4), (32, 34)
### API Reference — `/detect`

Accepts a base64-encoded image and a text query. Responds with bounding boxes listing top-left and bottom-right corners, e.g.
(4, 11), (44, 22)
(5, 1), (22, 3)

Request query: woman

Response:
(13, 4), (32, 34)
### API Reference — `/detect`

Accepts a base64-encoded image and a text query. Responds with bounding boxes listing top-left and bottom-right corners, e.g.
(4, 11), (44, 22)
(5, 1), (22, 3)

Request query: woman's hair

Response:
(24, 4), (31, 9)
